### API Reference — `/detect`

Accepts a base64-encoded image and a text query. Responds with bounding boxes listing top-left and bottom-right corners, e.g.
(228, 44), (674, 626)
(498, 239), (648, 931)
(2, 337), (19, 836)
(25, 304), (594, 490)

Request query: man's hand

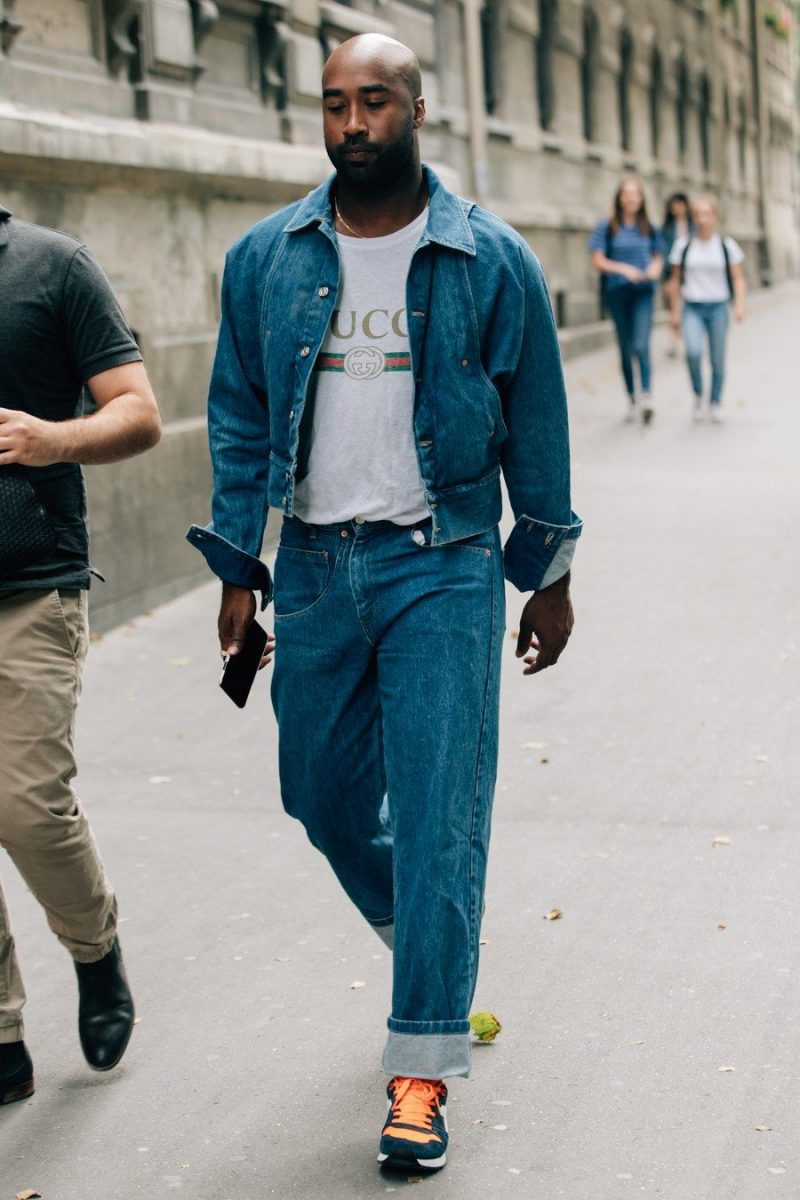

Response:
(218, 582), (275, 668)
(515, 571), (574, 676)
(734, 302), (746, 324)
(0, 408), (67, 466)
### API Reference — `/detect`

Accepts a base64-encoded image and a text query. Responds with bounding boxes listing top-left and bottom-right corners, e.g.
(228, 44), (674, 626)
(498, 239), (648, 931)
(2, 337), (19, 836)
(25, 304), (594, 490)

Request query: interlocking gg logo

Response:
(344, 347), (386, 380)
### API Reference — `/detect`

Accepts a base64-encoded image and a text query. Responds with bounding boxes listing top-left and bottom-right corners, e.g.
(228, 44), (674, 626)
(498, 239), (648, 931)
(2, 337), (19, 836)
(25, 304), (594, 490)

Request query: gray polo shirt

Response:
(0, 206), (142, 591)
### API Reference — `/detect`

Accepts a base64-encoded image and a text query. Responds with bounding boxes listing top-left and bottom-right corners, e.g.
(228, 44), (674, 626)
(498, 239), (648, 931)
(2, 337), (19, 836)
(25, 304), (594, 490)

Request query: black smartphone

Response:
(219, 620), (269, 709)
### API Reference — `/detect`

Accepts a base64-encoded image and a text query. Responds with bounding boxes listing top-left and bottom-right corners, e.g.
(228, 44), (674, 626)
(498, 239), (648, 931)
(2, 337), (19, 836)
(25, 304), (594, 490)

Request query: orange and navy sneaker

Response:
(377, 1076), (448, 1172)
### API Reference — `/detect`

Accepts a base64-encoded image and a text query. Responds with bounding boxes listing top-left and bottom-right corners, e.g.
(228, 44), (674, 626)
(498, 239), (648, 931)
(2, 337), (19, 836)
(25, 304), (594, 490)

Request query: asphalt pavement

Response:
(2, 284), (799, 1200)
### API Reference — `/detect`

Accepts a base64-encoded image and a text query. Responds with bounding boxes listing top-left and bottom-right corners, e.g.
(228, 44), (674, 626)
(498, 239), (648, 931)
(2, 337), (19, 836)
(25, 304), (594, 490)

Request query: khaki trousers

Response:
(0, 589), (117, 1044)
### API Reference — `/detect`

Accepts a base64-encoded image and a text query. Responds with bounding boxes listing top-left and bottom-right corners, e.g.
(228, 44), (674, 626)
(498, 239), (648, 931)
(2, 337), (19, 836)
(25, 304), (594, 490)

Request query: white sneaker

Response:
(640, 395), (654, 425)
(710, 406), (723, 424)
(692, 396), (705, 423)
(624, 399), (638, 423)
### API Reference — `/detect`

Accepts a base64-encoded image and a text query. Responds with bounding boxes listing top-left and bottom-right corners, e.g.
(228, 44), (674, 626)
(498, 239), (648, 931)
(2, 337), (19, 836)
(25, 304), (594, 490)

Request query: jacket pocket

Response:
(272, 545), (331, 619)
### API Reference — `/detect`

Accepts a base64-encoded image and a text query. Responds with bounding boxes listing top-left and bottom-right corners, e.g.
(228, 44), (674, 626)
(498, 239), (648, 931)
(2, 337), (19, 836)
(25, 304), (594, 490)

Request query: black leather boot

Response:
(75, 938), (135, 1071)
(0, 1040), (34, 1104)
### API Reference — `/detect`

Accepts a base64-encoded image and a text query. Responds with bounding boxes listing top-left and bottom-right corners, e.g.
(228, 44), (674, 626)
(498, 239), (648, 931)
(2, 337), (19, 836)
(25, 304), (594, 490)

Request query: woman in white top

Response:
(668, 195), (746, 422)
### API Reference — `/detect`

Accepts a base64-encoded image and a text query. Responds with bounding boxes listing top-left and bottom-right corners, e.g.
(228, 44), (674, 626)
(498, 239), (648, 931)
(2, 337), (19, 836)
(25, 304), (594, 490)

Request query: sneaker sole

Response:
(642, 407), (654, 425)
(377, 1150), (447, 1172)
(0, 1078), (34, 1105)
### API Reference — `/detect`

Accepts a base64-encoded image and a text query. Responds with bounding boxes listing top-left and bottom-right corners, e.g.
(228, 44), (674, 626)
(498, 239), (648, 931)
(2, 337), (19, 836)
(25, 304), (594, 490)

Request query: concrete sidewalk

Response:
(2, 285), (799, 1200)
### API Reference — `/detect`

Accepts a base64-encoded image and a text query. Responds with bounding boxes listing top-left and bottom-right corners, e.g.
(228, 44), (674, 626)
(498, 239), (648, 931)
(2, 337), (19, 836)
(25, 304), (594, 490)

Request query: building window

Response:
(481, 0), (502, 116)
(618, 29), (634, 152)
(536, 0), (558, 131)
(650, 46), (663, 158)
(675, 54), (689, 162)
(698, 74), (712, 172)
(581, 6), (599, 142)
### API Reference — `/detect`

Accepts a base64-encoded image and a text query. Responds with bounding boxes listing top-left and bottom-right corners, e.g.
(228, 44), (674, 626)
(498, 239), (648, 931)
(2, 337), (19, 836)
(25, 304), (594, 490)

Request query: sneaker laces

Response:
(388, 1078), (445, 1130)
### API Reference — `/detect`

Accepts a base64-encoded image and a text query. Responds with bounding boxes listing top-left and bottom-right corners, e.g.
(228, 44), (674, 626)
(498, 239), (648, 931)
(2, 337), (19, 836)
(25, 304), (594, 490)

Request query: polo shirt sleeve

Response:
(62, 246), (143, 380)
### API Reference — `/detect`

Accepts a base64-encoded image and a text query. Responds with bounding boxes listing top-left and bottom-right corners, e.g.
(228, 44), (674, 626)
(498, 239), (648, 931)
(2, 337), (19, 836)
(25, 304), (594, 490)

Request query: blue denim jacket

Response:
(188, 166), (581, 605)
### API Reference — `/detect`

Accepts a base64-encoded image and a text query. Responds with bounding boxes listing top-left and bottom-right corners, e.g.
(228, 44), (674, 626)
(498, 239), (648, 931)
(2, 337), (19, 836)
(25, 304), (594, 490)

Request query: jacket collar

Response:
(282, 165), (476, 257)
(0, 204), (10, 248)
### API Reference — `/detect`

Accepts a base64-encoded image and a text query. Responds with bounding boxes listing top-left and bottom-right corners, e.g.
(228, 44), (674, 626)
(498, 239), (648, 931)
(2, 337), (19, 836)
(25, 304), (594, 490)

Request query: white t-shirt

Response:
(670, 234), (744, 303)
(293, 208), (430, 526)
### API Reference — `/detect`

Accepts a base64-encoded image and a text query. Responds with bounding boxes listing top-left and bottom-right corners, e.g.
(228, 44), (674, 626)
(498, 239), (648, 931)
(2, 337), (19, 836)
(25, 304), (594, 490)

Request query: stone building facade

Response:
(0, 0), (797, 626)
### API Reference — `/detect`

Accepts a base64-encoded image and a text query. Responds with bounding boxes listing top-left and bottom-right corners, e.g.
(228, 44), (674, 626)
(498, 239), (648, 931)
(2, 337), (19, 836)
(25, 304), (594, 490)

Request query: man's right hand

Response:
(218, 583), (276, 668)
(218, 583), (255, 653)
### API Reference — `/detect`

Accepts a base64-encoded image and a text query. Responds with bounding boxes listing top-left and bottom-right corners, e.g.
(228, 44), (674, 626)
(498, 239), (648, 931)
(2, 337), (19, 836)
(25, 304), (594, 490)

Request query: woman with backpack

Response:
(668, 195), (746, 423)
(589, 177), (665, 424)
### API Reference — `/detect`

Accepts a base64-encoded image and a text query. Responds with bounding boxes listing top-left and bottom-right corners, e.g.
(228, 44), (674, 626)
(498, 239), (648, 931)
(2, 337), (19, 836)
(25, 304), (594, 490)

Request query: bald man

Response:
(189, 34), (581, 1173)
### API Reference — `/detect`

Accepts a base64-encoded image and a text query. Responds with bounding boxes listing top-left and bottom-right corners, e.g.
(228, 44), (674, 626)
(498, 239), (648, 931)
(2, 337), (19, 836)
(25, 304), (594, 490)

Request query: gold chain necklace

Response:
(333, 200), (365, 238)
(333, 198), (430, 239)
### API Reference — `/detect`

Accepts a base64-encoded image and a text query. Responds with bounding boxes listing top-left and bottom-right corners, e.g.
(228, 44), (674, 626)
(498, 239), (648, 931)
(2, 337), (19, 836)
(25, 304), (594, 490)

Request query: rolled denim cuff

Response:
(186, 523), (273, 609)
(383, 1028), (472, 1080)
(503, 511), (582, 593)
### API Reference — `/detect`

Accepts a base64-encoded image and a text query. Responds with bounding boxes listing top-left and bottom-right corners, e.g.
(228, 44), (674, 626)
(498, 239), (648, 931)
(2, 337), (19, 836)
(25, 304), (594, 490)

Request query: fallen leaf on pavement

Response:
(755, 754), (768, 763)
(472, 1118), (485, 1125)
(148, 776), (172, 785)
(717, 923), (727, 931)
(520, 741), (546, 750)
(719, 1065), (736, 1072)
(273, 956), (289, 962)
(168, 657), (191, 667)
(350, 980), (366, 989)
(712, 836), (731, 847)
(544, 908), (563, 921)
(17, 1191), (42, 1199)
(469, 1011), (502, 1042)
(755, 1125), (773, 1132)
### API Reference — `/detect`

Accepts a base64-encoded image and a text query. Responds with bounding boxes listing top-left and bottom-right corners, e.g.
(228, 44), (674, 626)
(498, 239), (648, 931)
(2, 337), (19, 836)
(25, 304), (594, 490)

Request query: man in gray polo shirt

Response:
(0, 204), (161, 1103)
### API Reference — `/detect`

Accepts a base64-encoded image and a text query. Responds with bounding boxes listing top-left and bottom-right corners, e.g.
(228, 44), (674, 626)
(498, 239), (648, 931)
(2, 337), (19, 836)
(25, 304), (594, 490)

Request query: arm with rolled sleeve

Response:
(500, 245), (582, 593)
(186, 254), (273, 607)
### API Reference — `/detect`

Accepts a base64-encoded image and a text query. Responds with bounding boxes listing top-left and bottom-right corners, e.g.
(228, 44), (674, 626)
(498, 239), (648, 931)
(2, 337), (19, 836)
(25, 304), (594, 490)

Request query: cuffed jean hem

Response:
(0, 1021), (24, 1045)
(383, 1030), (472, 1079)
(368, 919), (394, 950)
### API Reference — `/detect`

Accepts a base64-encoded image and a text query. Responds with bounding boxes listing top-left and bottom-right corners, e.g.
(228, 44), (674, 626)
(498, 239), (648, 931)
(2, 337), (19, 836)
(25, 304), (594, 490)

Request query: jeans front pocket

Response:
(273, 545), (331, 619)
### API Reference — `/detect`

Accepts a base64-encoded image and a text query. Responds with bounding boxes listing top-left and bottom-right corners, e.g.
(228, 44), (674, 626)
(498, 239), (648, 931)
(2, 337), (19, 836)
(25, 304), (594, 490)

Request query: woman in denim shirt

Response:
(589, 178), (665, 425)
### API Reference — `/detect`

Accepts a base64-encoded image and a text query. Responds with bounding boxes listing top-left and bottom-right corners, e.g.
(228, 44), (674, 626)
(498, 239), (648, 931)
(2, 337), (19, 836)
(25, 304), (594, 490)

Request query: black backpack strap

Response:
(680, 236), (693, 287)
(604, 220), (613, 261)
(720, 236), (733, 300)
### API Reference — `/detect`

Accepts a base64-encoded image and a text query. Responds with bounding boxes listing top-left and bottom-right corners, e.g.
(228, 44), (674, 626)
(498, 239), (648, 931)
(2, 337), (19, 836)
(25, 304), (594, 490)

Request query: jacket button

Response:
(461, 358), (469, 367)
(318, 286), (329, 298)
(300, 346), (311, 358)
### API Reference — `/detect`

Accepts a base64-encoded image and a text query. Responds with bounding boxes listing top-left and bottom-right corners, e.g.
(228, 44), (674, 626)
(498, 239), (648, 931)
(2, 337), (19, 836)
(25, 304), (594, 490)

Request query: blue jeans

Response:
(606, 285), (654, 396)
(682, 301), (730, 405)
(270, 516), (505, 1079)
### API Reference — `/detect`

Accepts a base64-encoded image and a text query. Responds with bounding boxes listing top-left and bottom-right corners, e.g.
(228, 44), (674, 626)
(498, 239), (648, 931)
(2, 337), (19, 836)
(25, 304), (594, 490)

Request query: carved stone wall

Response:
(0, 0), (797, 626)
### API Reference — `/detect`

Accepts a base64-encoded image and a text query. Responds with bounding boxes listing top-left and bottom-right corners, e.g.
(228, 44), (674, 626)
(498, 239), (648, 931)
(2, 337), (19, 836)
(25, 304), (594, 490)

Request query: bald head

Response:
(323, 34), (422, 100)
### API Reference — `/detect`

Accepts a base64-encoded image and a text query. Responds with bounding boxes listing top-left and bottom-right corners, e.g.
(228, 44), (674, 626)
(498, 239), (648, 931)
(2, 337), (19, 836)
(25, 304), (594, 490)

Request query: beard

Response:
(326, 113), (416, 194)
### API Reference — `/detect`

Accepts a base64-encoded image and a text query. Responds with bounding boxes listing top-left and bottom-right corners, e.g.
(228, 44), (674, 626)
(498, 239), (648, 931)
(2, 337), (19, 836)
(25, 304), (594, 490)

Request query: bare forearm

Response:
(57, 393), (161, 464)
